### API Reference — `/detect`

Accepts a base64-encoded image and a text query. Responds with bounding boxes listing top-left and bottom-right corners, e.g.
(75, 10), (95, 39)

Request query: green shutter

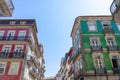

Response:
(80, 21), (88, 34)
(115, 35), (120, 47)
(84, 52), (94, 71)
(103, 52), (112, 70)
(96, 20), (103, 33)
(82, 35), (90, 48)
(100, 35), (107, 48)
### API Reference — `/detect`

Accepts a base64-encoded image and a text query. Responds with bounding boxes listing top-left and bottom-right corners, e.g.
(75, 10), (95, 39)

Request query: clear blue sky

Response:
(1, 0), (112, 77)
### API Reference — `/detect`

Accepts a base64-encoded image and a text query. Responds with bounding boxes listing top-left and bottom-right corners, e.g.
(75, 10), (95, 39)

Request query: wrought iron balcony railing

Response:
(107, 45), (118, 51)
(95, 67), (107, 74)
(0, 36), (31, 41)
(0, 52), (10, 58)
(0, 52), (25, 58)
(91, 45), (102, 51)
(103, 28), (113, 33)
(113, 68), (120, 74)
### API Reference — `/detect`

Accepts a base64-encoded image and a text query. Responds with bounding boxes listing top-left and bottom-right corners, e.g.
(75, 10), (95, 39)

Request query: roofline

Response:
(70, 15), (112, 37)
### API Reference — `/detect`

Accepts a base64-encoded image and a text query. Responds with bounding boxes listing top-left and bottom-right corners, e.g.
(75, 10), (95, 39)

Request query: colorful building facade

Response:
(71, 16), (120, 80)
(110, 0), (120, 22)
(0, 19), (45, 80)
(0, 0), (14, 17)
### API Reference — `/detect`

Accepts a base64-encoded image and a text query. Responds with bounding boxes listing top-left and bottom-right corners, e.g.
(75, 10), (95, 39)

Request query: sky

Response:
(1, 0), (112, 77)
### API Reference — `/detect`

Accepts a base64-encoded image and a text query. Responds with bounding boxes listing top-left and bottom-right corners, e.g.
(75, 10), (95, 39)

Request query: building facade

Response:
(70, 16), (120, 80)
(0, 0), (14, 17)
(0, 19), (45, 80)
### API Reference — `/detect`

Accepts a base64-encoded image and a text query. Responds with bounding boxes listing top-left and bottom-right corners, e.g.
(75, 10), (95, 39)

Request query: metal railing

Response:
(113, 68), (120, 74)
(91, 45), (102, 51)
(107, 45), (118, 51)
(103, 28), (113, 33)
(0, 36), (31, 41)
(95, 67), (107, 74)
(0, 52), (24, 58)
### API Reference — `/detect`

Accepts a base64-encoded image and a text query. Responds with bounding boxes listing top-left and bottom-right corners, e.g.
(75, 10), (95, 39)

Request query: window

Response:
(7, 31), (15, 40)
(90, 37), (100, 46)
(2, 45), (11, 57)
(116, 23), (120, 30)
(0, 31), (4, 40)
(102, 21), (111, 29)
(112, 56), (118, 68)
(14, 45), (24, 56)
(107, 37), (115, 46)
(0, 62), (7, 75)
(95, 56), (103, 69)
(18, 31), (26, 40)
(9, 62), (20, 75)
(88, 21), (97, 31)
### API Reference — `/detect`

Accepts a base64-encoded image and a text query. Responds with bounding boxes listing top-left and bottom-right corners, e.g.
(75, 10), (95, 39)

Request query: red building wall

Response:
(0, 27), (30, 79)
(0, 61), (23, 80)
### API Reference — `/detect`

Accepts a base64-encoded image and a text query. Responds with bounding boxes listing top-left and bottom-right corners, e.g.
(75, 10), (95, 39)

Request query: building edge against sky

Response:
(0, 0), (14, 17)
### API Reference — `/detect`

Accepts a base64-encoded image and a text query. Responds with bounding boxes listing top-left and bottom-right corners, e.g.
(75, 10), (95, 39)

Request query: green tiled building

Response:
(71, 16), (120, 80)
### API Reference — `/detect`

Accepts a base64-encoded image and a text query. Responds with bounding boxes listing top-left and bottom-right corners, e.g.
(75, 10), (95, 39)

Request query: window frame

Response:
(8, 62), (20, 75)
(87, 21), (97, 31)
(90, 37), (100, 46)
(102, 21), (111, 29)
(106, 37), (116, 46)
(0, 62), (7, 75)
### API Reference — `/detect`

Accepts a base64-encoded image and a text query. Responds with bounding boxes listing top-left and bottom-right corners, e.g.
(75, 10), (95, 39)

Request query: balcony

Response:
(91, 45), (102, 51)
(103, 27), (113, 33)
(72, 48), (80, 60)
(0, 36), (31, 41)
(107, 45), (118, 51)
(0, 52), (24, 58)
(0, 0), (14, 16)
(75, 68), (83, 78)
(0, 52), (10, 58)
(95, 67), (107, 75)
(29, 66), (38, 78)
(27, 55), (34, 66)
(12, 52), (24, 58)
(113, 68), (120, 74)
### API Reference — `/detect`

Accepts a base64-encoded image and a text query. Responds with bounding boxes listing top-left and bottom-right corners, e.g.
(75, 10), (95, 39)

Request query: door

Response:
(18, 31), (26, 40)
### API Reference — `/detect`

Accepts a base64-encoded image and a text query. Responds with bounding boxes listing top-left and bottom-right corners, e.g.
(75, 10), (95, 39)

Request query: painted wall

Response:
(0, 61), (23, 80)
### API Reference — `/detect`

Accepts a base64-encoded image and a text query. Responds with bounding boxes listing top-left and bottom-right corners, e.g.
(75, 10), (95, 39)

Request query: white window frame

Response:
(2, 45), (12, 52)
(0, 62), (7, 75)
(0, 31), (4, 40)
(95, 56), (103, 69)
(88, 21), (97, 31)
(7, 30), (15, 40)
(14, 45), (24, 52)
(8, 62), (20, 75)
(106, 37), (116, 46)
(102, 21), (111, 29)
(18, 30), (26, 40)
(90, 37), (100, 46)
